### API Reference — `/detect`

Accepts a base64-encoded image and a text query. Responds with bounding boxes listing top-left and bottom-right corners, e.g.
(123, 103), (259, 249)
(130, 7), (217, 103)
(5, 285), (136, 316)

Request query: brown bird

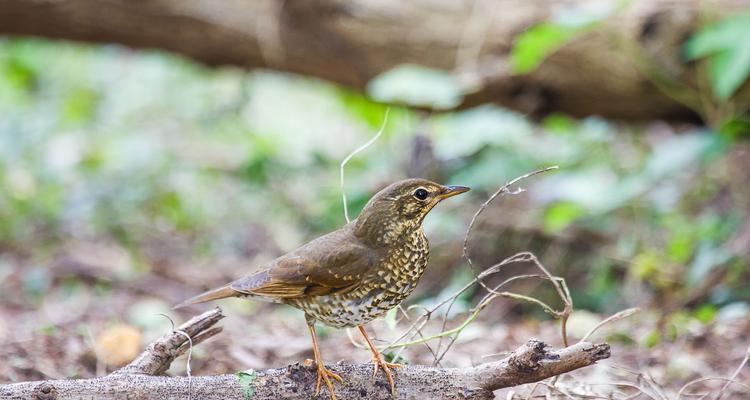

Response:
(174, 179), (469, 399)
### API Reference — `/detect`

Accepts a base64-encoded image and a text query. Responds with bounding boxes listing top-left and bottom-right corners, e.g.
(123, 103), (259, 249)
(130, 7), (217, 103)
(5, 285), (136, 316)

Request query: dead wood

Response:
(0, 307), (610, 400)
(1, 0), (748, 120)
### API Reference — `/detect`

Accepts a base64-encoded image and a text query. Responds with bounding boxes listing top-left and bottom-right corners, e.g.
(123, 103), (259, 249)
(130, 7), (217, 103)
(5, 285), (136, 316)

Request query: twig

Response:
(382, 293), (499, 349)
(460, 167), (572, 345)
(174, 330), (193, 400)
(339, 107), (390, 223)
(384, 168), (568, 364)
(158, 313), (195, 400)
(381, 254), (557, 352)
(462, 166), (559, 269)
(713, 346), (750, 400)
(678, 377), (750, 400)
(587, 382), (662, 400)
(114, 308), (224, 376)
(579, 308), (640, 342)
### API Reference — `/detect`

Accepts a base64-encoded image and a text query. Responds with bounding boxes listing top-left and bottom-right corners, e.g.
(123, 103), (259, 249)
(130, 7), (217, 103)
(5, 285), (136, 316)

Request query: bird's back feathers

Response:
(174, 226), (377, 308)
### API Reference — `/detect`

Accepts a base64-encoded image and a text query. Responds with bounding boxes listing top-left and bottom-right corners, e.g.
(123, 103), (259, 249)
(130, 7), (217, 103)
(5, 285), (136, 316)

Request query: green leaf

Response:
(511, 2), (618, 75)
(62, 87), (99, 125)
(684, 13), (750, 100)
(666, 230), (694, 264)
(39, 324), (58, 336)
(606, 332), (636, 345)
(711, 44), (750, 100)
(644, 330), (661, 348)
(382, 351), (409, 365)
(236, 370), (257, 399)
(366, 64), (463, 109)
(1, 56), (36, 91)
(338, 88), (395, 129)
(693, 304), (717, 324)
(511, 24), (579, 74)
(543, 201), (585, 233)
(684, 14), (750, 58)
(631, 251), (660, 281)
(719, 115), (750, 139)
(542, 113), (577, 134)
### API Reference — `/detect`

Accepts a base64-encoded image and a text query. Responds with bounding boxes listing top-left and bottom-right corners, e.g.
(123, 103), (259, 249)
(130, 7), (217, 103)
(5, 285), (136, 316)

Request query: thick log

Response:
(0, 0), (748, 120)
(0, 308), (610, 400)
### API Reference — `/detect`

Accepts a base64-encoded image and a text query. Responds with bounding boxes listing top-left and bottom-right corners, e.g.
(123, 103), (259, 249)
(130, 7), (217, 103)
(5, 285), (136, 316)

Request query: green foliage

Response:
(62, 87), (99, 126)
(718, 115), (750, 139)
(644, 330), (661, 349)
(366, 64), (464, 109)
(684, 12), (750, 100)
(236, 370), (257, 399)
(383, 351), (410, 365)
(0, 37), (747, 318)
(511, 23), (580, 74)
(39, 324), (59, 336)
(693, 304), (717, 324)
(542, 113), (577, 134)
(543, 202), (586, 233)
(510, 2), (619, 74)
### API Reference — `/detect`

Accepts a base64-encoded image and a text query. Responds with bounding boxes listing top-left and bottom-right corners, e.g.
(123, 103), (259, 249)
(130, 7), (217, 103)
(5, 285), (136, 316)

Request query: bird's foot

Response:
(370, 354), (401, 394)
(314, 362), (343, 399)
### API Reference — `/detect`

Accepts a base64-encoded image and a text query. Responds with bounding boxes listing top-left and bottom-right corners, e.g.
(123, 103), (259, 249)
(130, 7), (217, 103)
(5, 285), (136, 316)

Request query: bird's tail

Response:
(173, 285), (238, 310)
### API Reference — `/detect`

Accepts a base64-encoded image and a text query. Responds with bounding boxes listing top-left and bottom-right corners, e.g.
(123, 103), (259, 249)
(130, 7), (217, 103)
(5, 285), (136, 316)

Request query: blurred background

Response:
(1, 1), (749, 398)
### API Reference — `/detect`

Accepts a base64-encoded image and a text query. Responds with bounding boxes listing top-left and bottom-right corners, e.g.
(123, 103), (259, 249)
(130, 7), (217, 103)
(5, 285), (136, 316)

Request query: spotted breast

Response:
(286, 228), (428, 328)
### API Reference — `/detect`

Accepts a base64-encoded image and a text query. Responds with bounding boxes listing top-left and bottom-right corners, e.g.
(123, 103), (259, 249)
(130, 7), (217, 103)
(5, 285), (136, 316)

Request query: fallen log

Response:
(1, 0), (748, 120)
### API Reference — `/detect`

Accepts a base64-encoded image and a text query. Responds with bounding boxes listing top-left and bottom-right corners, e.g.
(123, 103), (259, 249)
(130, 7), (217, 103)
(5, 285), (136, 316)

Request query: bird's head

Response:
(353, 178), (470, 243)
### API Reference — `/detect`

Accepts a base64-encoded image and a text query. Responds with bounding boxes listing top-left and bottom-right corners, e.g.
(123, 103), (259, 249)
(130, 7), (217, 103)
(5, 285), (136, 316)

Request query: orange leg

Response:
(307, 322), (343, 399)
(358, 325), (401, 395)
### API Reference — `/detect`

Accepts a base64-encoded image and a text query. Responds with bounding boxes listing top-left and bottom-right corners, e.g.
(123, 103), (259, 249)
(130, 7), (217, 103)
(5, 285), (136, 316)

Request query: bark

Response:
(0, 308), (610, 400)
(1, 0), (748, 120)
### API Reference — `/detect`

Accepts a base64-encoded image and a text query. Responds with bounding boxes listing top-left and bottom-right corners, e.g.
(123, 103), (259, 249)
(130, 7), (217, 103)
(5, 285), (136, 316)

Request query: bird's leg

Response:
(357, 325), (401, 394)
(307, 322), (343, 399)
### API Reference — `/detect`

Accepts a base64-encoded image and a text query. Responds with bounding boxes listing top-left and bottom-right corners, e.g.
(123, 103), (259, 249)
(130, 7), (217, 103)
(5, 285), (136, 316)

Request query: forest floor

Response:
(1, 247), (748, 400)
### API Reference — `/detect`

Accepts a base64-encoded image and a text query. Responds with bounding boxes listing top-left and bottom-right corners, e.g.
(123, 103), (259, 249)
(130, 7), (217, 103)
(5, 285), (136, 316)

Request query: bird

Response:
(174, 178), (469, 399)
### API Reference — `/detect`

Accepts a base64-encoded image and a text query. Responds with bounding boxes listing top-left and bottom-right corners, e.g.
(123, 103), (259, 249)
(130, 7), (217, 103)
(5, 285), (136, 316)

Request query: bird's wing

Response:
(230, 231), (376, 299)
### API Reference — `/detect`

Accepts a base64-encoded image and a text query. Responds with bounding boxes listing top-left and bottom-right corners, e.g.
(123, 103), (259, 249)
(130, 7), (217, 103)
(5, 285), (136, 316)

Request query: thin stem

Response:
(340, 108), (390, 223)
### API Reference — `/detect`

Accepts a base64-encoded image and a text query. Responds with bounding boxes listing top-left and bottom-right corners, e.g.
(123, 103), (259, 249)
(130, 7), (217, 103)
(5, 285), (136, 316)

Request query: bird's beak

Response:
(437, 185), (470, 200)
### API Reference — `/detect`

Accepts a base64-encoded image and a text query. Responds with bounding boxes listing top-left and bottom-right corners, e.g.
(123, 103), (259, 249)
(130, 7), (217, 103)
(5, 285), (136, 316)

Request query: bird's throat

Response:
(353, 211), (424, 248)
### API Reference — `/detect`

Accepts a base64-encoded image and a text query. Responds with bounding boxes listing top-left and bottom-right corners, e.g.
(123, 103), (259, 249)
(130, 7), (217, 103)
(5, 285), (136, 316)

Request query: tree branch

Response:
(1, 0), (747, 120)
(113, 308), (225, 376)
(0, 307), (610, 400)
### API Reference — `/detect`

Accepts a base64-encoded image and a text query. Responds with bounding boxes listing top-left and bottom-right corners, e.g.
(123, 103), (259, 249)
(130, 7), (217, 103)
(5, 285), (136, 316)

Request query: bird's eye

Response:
(413, 188), (429, 201)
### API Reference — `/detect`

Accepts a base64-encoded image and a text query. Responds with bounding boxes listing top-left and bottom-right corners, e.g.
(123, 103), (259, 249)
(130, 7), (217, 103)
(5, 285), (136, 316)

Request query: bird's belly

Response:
(287, 282), (418, 328)
(289, 234), (429, 328)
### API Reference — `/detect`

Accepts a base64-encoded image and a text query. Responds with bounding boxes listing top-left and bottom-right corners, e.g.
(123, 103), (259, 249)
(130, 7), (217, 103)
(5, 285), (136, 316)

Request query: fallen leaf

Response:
(94, 324), (142, 366)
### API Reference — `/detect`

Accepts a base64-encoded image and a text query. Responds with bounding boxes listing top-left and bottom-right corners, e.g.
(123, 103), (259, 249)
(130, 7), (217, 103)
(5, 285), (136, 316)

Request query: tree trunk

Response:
(1, 0), (748, 120)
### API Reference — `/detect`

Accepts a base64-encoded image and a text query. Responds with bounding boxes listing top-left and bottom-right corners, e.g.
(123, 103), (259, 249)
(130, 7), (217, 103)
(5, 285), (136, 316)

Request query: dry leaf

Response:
(94, 325), (142, 366)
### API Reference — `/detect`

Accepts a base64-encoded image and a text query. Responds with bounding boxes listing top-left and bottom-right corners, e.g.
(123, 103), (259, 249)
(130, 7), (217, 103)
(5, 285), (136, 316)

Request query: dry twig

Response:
(713, 346), (750, 400)
(380, 167), (572, 366)
(339, 107), (390, 223)
(580, 308), (640, 343)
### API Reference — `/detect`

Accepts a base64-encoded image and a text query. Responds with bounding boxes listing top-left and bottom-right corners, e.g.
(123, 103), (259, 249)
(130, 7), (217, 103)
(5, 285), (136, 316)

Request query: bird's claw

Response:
(314, 363), (343, 399)
(371, 356), (401, 394)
